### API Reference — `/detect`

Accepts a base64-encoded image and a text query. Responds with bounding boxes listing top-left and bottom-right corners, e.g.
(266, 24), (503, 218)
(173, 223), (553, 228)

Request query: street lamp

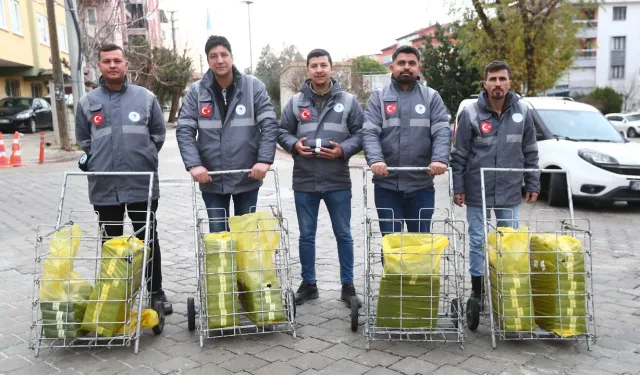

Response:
(241, 1), (254, 74)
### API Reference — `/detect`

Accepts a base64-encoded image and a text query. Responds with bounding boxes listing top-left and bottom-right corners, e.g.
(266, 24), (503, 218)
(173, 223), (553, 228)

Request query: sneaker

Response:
(295, 280), (319, 305)
(340, 282), (362, 309)
(151, 289), (173, 315)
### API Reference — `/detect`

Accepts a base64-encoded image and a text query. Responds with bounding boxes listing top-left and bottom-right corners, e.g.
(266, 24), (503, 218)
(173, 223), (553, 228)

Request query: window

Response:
(0, 0), (8, 30)
(40, 98), (50, 109)
(611, 36), (626, 79)
(9, 0), (22, 35)
(86, 7), (96, 25)
(613, 6), (626, 21)
(31, 83), (42, 98)
(537, 110), (624, 143)
(5, 79), (20, 97)
(36, 13), (48, 45)
(58, 24), (68, 52)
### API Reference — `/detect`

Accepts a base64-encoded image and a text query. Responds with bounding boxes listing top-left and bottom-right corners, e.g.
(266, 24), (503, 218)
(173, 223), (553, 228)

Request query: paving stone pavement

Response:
(1, 129), (640, 374)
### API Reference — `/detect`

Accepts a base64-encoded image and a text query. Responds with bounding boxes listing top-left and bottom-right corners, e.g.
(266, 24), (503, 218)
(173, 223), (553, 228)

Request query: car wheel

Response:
(628, 128), (637, 138)
(547, 173), (569, 207)
(27, 118), (36, 134)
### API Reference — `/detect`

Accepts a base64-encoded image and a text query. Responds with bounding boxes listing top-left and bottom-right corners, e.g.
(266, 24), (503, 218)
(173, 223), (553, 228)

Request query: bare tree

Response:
(616, 72), (640, 112)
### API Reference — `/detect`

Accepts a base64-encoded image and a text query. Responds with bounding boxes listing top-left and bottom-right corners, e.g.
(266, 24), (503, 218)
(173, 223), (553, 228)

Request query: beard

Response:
(490, 89), (505, 100)
(396, 71), (415, 84)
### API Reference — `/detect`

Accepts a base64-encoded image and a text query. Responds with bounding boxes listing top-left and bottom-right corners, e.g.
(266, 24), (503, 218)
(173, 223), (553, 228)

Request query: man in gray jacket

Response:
(177, 36), (278, 232)
(363, 46), (451, 239)
(278, 49), (364, 307)
(75, 43), (171, 314)
(450, 60), (540, 306)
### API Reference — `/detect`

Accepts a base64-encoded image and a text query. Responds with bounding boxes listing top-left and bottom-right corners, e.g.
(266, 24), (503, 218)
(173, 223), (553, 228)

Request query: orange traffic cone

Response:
(0, 133), (10, 168)
(9, 131), (23, 167)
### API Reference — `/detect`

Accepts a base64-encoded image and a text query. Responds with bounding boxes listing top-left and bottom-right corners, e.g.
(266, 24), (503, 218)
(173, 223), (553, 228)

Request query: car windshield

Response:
(0, 98), (32, 109)
(627, 114), (640, 122)
(537, 109), (624, 143)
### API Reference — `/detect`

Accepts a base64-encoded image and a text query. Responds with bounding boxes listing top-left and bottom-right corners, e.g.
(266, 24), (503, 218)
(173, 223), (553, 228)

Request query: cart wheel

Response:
(451, 298), (463, 329)
(152, 301), (165, 335)
(350, 296), (359, 332)
(466, 298), (480, 331)
(187, 297), (196, 332)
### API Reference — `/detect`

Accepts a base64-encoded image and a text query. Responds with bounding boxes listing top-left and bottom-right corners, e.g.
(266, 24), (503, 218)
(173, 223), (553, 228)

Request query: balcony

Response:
(575, 20), (598, 38)
(573, 49), (597, 68)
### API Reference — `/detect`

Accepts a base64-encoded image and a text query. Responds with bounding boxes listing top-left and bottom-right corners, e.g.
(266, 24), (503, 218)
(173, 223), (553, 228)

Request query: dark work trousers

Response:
(93, 199), (162, 294)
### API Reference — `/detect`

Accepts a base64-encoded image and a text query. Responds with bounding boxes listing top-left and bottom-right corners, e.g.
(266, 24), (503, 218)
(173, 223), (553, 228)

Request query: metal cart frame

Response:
(480, 167), (596, 349)
(29, 172), (164, 356)
(361, 166), (466, 349)
(186, 168), (297, 347)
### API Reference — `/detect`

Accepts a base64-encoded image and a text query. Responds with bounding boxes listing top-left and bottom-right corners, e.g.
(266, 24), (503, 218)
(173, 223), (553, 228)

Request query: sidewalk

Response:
(2, 131), (81, 166)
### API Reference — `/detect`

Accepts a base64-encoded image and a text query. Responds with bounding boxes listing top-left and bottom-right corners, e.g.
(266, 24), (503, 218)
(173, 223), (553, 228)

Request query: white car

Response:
(605, 112), (640, 138)
(455, 96), (640, 206)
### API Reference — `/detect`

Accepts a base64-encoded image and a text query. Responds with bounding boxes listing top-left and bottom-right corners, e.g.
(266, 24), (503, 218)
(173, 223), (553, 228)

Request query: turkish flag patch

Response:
(385, 103), (397, 115)
(480, 121), (492, 134)
(92, 113), (103, 126)
(200, 105), (212, 117)
(300, 109), (311, 121)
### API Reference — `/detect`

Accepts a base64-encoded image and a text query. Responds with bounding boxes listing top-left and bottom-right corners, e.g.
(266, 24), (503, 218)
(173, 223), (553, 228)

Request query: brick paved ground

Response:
(0, 129), (639, 374)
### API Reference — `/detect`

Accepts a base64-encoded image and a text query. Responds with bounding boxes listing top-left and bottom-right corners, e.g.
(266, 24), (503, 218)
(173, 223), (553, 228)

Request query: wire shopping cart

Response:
(361, 166), (466, 349)
(29, 172), (164, 356)
(186, 168), (297, 347)
(479, 168), (596, 349)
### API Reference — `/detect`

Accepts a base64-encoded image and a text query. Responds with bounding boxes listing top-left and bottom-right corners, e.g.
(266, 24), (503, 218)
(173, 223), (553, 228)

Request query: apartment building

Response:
(0, 0), (70, 99)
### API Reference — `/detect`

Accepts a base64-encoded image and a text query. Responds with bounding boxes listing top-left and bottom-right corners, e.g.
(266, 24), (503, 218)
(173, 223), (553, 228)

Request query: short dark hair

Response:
(392, 46), (420, 62)
(98, 43), (125, 59)
(205, 35), (232, 56)
(484, 60), (511, 80)
(306, 49), (332, 67)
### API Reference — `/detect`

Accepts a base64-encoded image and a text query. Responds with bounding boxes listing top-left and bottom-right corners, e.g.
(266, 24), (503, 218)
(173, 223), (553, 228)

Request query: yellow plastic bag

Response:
(229, 212), (285, 326)
(376, 234), (448, 329)
(203, 232), (239, 329)
(82, 235), (148, 337)
(488, 227), (535, 332)
(530, 234), (586, 337)
(117, 308), (159, 335)
(40, 225), (93, 339)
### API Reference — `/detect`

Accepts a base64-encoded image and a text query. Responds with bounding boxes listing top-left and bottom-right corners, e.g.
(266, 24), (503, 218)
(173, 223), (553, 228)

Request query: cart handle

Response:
(204, 167), (276, 176)
(362, 166), (431, 172)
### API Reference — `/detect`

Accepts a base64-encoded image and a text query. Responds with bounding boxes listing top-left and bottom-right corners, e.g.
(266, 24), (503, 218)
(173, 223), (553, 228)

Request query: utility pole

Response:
(241, 1), (253, 74)
(168, 10), (177, 55)
(46, 0), (72, 151)
(65, 0), (85, 115)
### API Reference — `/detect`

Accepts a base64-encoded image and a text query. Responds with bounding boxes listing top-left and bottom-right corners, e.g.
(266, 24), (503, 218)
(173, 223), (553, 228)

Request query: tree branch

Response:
(471, 0), (495, 39)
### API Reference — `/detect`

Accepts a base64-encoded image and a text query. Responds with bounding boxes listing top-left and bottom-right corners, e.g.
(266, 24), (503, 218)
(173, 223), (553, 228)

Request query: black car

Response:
(0, 97), (53, 133)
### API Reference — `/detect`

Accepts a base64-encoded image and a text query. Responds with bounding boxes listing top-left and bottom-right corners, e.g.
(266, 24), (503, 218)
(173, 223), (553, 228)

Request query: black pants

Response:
(93, 200), (162, 294)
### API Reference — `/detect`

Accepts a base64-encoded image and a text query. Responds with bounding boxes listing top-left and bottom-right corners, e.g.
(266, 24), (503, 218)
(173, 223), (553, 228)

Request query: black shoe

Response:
(340, 283), (362, 309)
(151, 290), (173, 315)
(471, 276), (485, 312)
(295, 281), (319, 305)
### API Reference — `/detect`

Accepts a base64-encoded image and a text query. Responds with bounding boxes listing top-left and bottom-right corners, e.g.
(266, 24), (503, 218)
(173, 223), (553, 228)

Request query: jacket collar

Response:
(390, 75), (418, 92)
(202, 65), (242, 89)
(477, 89), (519, 115)
(98, 75), (129, 93)
(300, 77), (342, 99)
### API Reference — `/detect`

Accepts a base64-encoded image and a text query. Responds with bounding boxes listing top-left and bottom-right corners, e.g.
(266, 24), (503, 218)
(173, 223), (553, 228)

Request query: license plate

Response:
(630, 181), (640, 191)
(0, 119), (9, 124)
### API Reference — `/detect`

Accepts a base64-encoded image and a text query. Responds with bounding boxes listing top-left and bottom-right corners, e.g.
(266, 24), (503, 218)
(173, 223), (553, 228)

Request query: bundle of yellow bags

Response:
(488, 227), (535, 332)
(530, 234), (586, 337)
(40, 225), (92, 339)
(229, 212), (286, 326)
(203, 232), (239, 329)
(81, 235), (148, 337)
(375, 234), (448, 329)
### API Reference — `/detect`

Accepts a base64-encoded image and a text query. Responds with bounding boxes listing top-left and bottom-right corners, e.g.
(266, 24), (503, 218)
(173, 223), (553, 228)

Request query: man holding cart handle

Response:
(450, 60), (540, 316)
(177, 35), (279, 233)
(277, 49), (364, 308)
(362, 45), (451, 239)
(75, 43), (172, 315)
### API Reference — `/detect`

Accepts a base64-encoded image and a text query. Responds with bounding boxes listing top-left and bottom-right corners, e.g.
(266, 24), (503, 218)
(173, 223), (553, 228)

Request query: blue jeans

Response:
(467, 205), (520, 277)
(294, 189), (354, 285)
(202, 189), (259, 233)
(374, 185), (435, 235)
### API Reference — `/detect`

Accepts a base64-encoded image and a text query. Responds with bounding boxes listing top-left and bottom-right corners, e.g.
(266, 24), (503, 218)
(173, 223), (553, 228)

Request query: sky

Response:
(161, 0), (456, 73)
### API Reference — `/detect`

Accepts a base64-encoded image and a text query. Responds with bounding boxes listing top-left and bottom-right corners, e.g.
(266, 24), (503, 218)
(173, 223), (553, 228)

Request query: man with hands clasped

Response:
(277, 49), (364, 308)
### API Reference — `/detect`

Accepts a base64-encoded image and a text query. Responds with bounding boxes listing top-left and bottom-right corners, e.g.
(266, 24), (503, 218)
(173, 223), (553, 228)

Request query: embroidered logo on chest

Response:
(480, 121), (492, 134)
(512, 113), (524, 123)
(128, 111), (140, 122)
(200, 105), (212, 117)
(415, 104), (426, 114)
(334, 103), (344, 113)
(92, 113), (103, 126)
(300, 109), (311, 121)
(385, 103), (397, 115)
(236, 104), (246, 115)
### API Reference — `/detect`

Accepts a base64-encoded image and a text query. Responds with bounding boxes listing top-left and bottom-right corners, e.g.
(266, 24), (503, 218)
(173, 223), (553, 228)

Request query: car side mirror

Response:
(623, 119), (628, 123)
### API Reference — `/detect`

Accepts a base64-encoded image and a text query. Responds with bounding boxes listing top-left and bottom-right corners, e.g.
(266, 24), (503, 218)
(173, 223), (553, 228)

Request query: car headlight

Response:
(578, 149), (619, 165)
(15, 111), (33, 120)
